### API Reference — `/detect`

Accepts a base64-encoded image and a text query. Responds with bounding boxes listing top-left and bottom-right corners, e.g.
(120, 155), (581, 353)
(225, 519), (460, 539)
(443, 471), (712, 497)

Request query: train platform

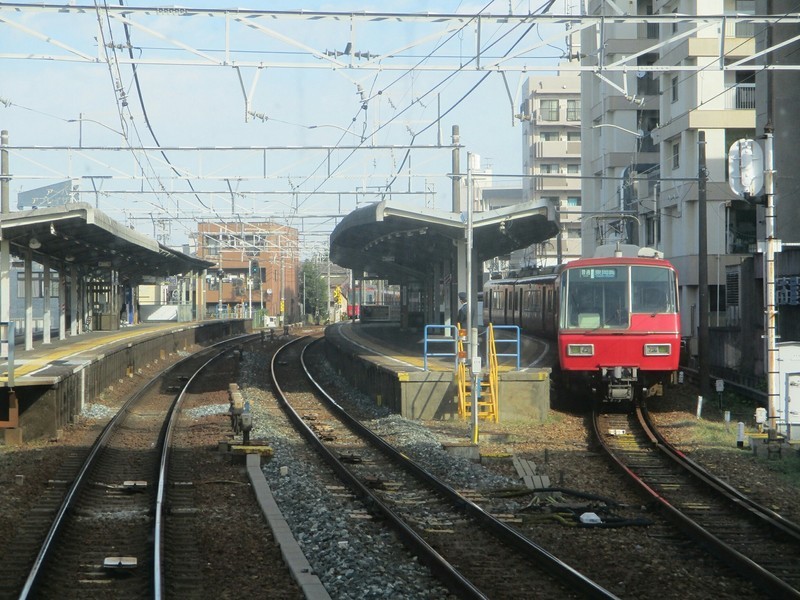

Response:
(1, 319), (248, 444)
(323, 321), (553, 422)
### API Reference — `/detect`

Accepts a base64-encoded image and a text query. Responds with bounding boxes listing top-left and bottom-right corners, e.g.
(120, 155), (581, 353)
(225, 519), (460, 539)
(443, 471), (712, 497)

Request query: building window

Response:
(539, 164), (558, 173)
(205, 237), (219, 256)
(539, 99), (559, 121)
(567, 164), (580, 174)
(567, 131), (581, 141)
(710, 285), (727, 312)
(566, 99), (581, 121)
(567, 196), (581, 207)
(16, 272), (46, 298)
(671, 76), (679, 103)
(672, 140), (680, 169)
(541, 131), (559, 141)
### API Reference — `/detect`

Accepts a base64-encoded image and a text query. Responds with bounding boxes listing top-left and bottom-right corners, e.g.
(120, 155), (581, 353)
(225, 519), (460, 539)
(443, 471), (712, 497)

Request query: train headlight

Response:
(644, 344), (671, 356)
(567, 344), (594, 356)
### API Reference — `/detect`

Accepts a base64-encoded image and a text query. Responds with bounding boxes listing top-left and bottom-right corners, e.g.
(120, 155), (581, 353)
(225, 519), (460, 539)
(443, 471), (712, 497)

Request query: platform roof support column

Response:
(432, 262), (442, 325)
(1, 131), (9, 330)
(197, 271), (204, 321)
(111, 268), (118, 328)
(43, 256), (51, 344)
(178, 275), (185, 316)
(24, 250), (33, 351)
(59, 265), (67, 340)
(70, 264), (78, 336)
(443, 254), (455, 327)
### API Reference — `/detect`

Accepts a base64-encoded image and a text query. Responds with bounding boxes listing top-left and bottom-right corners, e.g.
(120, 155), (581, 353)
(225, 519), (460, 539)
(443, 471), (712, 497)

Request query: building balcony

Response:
(725, 19), (755, 39)
(688, 107), (755, 129)
(534, 175), (581, 191)
(604, 36), (659, 56)
(659, 35), (755, 65)
(532, 140), (581, 159)
(587, 150), (659, 173)
(724, 83), (755, 109)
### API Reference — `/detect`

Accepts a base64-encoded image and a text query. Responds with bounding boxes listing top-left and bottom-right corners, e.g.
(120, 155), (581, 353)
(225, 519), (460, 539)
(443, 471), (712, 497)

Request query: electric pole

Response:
(698, 131), (710, 401)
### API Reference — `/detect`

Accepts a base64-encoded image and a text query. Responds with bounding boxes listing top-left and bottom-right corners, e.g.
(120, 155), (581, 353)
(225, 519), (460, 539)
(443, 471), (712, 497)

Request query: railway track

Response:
(272, 335), (618, 600)
(6, 335), (259, 599)
(594, 403), (800, 599)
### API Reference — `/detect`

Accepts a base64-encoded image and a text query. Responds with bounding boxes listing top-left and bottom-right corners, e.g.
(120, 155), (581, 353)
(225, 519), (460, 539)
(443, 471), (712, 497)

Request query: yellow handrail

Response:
(487, 324), (499, 422)
(456, 323), (468, 418)
(457, 322), (499, 423)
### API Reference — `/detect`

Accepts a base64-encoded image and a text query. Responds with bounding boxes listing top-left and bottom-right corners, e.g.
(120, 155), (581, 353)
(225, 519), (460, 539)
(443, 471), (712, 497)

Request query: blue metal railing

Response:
(489, 325), (521, 371)
(423, 324), (459, 371)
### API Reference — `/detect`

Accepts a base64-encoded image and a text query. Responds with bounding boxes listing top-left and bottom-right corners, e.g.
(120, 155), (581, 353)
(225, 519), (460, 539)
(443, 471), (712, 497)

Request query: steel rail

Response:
(294, 336), (619, 600)
(270, 336), (489, 600)
(17, 333), (256, 600)
(593, 406), (800, 600)
(153, 333), (258, 598)
(639, 402), (800, 542)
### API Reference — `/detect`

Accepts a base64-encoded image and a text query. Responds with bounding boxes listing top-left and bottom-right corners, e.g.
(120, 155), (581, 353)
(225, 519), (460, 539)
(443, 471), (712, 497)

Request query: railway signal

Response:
(249, 260), (260, 285)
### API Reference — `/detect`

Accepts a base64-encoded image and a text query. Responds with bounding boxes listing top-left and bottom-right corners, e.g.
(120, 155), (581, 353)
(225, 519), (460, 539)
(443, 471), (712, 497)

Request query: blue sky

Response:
(0, 1), (576, 252)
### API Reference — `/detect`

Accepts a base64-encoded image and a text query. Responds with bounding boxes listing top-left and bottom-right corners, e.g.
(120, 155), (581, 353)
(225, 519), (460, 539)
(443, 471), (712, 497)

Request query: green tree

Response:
(300, 261), (329, 323)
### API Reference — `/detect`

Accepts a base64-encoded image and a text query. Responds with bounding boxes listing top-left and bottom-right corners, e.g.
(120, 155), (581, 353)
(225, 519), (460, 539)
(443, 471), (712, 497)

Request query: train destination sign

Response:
(578, 268), (617, 280)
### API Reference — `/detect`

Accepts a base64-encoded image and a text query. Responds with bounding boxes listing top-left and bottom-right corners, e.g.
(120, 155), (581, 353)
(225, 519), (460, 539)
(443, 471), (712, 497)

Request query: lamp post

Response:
(591, 123), (645, 138)
(67, 114), (125, 147)
(307, 124), (365, 142)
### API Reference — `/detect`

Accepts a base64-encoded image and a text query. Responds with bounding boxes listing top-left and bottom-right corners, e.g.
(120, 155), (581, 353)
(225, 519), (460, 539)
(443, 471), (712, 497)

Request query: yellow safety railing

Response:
(486, 323), (500, 421)
(456, 323), (468, 418)
(456, 322), (499, 423)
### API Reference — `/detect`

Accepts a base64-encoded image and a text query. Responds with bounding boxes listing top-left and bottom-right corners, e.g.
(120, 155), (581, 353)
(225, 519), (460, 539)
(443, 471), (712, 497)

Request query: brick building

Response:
(196, 222), (300, 323)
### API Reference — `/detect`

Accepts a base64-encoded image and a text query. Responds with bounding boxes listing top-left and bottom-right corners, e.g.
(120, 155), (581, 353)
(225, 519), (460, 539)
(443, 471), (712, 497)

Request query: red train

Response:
(484, 244), (680, 402)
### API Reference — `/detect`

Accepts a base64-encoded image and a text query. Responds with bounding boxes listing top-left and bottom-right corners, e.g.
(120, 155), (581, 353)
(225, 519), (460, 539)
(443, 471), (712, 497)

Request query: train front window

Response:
(563, 267), (629, 329)
(631, 266), (676, 314)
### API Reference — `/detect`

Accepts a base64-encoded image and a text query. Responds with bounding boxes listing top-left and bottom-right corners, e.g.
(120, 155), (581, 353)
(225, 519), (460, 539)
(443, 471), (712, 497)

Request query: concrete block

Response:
(4, 428), (23, 446)
(442, 441), (480, 461)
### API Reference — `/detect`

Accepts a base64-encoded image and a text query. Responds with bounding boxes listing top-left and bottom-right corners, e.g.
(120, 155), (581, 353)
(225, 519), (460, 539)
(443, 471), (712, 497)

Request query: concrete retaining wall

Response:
(9, 320), (247, 444)
(324, 330), (550, 423)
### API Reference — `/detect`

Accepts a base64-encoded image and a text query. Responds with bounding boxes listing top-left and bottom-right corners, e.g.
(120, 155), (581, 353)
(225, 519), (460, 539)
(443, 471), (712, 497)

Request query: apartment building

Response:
(581, 0), (759, 365)
(196, 222), (300, 323)
(517, 67), (583, 268)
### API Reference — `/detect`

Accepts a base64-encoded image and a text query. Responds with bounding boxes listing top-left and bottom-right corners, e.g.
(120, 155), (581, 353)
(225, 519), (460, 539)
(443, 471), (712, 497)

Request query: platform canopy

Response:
(330, 200), (558, 282)
(0, 203), (214, 281)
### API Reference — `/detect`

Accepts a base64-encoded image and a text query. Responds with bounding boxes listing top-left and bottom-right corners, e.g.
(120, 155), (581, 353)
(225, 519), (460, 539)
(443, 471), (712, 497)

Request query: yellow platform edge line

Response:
(0, 323), (193, 379)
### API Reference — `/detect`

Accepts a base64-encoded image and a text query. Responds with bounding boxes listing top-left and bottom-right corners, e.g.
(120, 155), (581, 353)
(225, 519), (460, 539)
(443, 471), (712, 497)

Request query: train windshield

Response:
(562, 265), (676, 329)
(630, 266), (677, 314)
